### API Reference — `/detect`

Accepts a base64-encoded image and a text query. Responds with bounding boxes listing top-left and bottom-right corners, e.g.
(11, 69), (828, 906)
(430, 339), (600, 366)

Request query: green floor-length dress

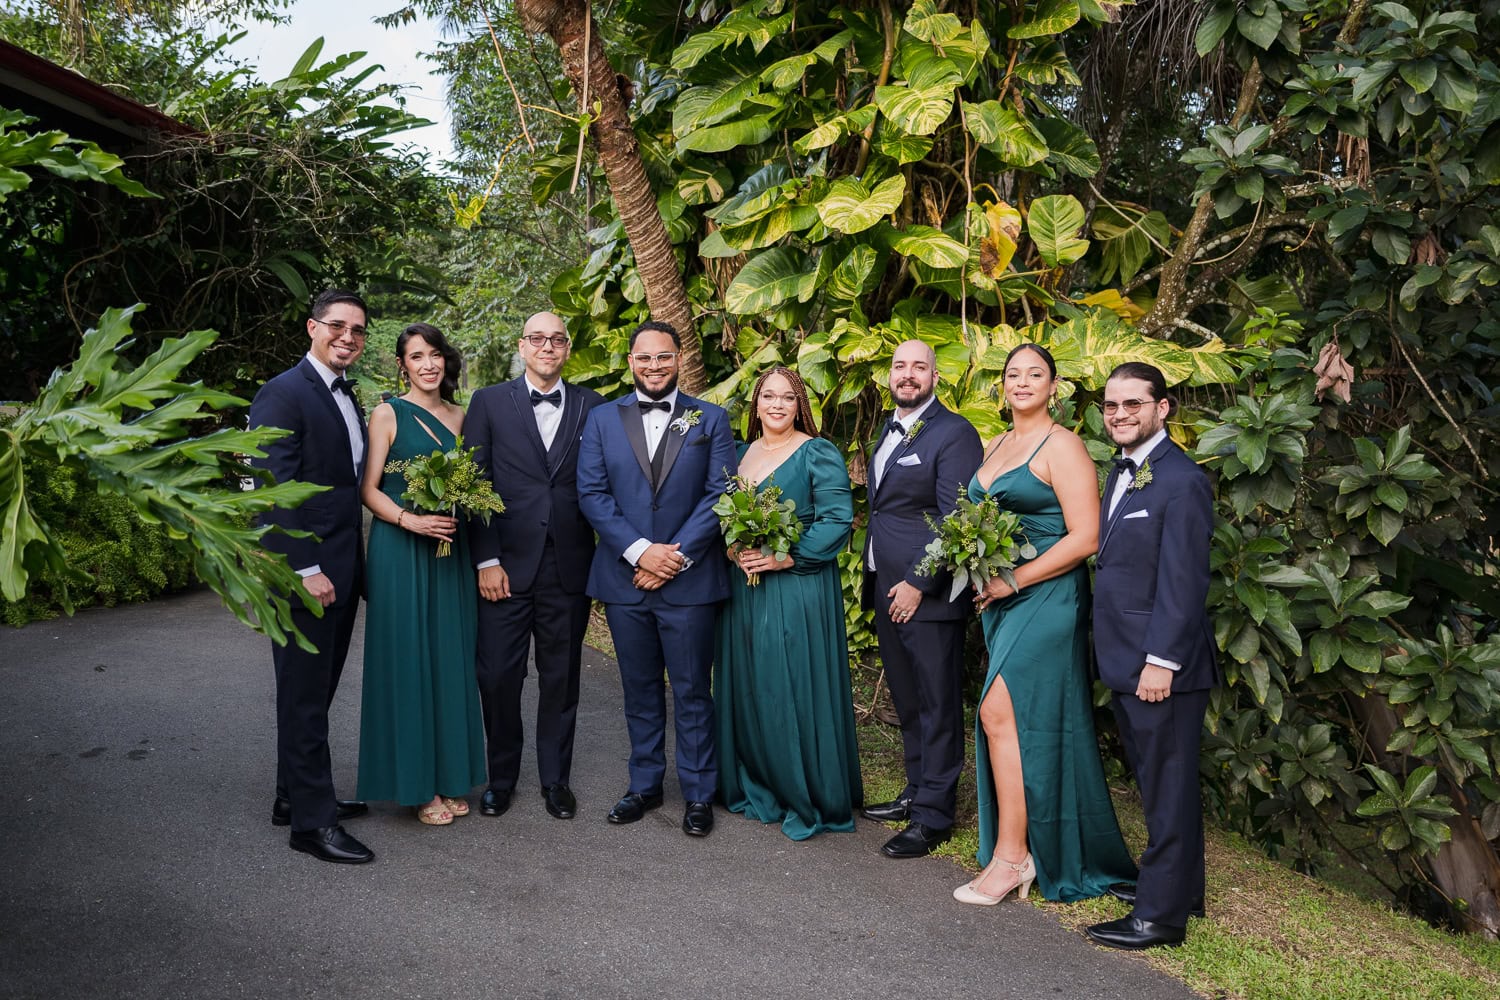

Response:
(970, 435), (1137, 900)
(357, 398), (487, 806)
(715, 437), (864, 840)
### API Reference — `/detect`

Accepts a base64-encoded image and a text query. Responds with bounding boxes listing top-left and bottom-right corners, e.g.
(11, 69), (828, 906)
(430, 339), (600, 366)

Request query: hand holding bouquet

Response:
(385, 436), (505, 557)
(713, 472), (803, 586)
(915, 488), (1036, 603)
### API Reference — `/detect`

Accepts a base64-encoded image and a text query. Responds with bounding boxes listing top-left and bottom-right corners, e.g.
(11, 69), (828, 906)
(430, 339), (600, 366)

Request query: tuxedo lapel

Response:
(299, 359), (357, 468)
(617, 398), (655, 485)
(654, 398), (692, 493)
(508, 378), (551, 472)
(547, 384), (585, 479)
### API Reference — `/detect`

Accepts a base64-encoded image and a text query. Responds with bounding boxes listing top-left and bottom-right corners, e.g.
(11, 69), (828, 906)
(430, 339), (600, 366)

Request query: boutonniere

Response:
(671, 409), (702, 436)
(1129, 459), (1153, 492)
(903, 419), (925, 445)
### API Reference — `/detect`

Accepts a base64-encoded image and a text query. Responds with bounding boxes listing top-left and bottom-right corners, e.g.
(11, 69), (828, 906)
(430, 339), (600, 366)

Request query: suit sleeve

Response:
(790, 439), (853, 571)
(248, 379), (319, 572)
(671, 406), (735, 564)
(904, 417), (983, 593)
(576, 407), (648, 559)
(466, 390), (504, 566)
(1143, 465), (1214, 663)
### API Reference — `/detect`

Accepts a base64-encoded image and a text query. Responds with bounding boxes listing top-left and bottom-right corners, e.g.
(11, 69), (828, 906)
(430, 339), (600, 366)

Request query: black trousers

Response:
(272, 596), (358, 832)
(1111, 687), (1210, 928)
(475, 543), (589, 792)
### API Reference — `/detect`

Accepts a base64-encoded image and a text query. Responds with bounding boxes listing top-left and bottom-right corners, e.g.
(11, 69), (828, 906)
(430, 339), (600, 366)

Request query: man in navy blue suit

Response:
(576, 320), (736, 837)
(1087, 362), (1219, 949)
(467, 311), (605, 822)
(860, 339), (983, 858)
(248, 289), (375, 864)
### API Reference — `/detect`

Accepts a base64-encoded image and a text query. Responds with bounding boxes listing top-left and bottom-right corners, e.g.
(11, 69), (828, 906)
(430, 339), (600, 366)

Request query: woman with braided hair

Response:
(714, 366), (864, 839)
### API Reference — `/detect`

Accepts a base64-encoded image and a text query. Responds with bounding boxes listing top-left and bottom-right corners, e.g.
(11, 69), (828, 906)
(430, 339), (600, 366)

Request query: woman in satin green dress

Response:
(356, 323), (487, 826)
(715, 367), (863, 840)
(954, 344), (1136, 904)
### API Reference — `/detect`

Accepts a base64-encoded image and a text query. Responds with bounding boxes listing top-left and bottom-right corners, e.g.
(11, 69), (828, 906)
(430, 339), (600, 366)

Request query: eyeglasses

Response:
(630, 352), (679, 366)
(758, 392), (798, 406)
(1102, 398), (1154, 415)
(312, 318), (368, 339)
(523, 333), (570, 349)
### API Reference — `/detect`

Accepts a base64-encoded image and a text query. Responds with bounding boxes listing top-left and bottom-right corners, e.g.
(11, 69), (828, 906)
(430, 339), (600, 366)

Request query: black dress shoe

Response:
(288, 825), (374, 865)
(1086, 914), (1186, 950)
(271, 798), (368, 827)
(542, 784), (577, 820)
(861, 796), (914, 823)
(880, 821), (952, 858)
(480, 788), (513, 817)
(1105, 884), (1206, 918)
(607, 791), (664, 825)
(682, 801), (714, 837)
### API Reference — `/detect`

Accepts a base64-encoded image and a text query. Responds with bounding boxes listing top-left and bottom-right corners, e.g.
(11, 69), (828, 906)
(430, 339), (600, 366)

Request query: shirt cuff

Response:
(1145, 654), (1181, 672)
(680, 555), (695, 570)
(476, 559), (500, 570)
(623, 538), (650, 567)
(296, 565), (321, 578)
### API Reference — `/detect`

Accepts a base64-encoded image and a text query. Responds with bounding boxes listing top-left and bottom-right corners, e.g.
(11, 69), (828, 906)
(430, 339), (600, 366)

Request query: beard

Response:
(635, 373), (679, 401)
(891, 381), (933, 410)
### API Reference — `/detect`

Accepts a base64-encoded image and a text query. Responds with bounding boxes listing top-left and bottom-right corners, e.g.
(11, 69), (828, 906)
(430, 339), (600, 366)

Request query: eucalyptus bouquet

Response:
(713, 472), (803, 586)
(915, 488), (1036, 602)
(384, 436), (505, 557)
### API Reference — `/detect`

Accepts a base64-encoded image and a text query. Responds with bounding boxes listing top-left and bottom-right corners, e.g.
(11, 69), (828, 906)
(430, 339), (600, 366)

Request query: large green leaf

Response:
(963, 101), (1048, 167)
(724, 247), (819, 313)
(816, 175), (906, 234)
(890, 225), (969, 268)
(1009, 0), (1082, 39)
(1035, 116), (1101, 177)
(828, 245), (879, 300)
(677, 163), (734, 206)
(676, 115), (776, 154)
(903, 0), (964, 43)
(1027, 194), (1090, 267)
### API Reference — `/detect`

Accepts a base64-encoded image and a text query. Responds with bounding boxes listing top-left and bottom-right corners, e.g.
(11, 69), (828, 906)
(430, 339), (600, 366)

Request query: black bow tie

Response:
(1112, 457), (1136, 475)
(330, 376), (356, 397)
(886, 418), (906, 437)
(639, 400), (671, 413)
(531, 388), (561, 407)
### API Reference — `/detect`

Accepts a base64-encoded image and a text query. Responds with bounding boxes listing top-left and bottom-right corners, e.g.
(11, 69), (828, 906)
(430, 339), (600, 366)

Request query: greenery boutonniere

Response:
(1129, 458), (1153, 492)
(671, 409), (702, 435)
(903, 419), (925, 445)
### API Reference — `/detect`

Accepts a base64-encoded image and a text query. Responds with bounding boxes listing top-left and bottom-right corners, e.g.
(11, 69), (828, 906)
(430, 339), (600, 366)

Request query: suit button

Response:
(651, 503), (660, 511)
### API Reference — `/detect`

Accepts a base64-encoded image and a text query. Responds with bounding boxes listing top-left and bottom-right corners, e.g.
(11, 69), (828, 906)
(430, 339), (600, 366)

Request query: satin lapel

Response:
(300, 360), (356, 468)
(508, 379), (551, 471)
(1098, 465), (1121, 552)
(547, 384), (585, 480)
(655, 398), (692, 493)
(617, 397), (654, 485)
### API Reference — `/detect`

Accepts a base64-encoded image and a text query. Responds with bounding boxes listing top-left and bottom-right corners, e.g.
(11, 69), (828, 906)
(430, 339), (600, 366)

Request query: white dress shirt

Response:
(1106, 426), (1179, 671)
(624, 389), (681, 568)
(526, 375), (566, 451)
(867, 396), (937, 570)
(296, 353), (365, 578)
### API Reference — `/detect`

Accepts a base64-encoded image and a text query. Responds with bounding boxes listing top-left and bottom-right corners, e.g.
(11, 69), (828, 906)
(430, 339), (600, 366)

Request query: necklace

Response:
(760, 434), (797, 452)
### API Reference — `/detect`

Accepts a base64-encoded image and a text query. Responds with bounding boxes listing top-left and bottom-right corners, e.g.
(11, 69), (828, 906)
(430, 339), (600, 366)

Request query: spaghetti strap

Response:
(1024, 428), (1057, 463)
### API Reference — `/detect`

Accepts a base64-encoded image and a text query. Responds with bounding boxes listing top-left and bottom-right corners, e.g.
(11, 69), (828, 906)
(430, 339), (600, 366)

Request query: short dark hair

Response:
(1106, 361), (1178, 417)
(1003, 343), (1056, 379)
(630, 320), (682, 350)
(397, 322), (463, 403)
(311, 289), (368, 323)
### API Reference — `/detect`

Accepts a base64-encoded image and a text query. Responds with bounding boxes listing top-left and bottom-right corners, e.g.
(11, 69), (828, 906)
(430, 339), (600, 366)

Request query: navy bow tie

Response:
(1112, 457), (1136, 475)
(330, 376), (356, 397)
(531, 389), (561, 407)
(639, 400), (671, 413)
(886, 418), (906, 437)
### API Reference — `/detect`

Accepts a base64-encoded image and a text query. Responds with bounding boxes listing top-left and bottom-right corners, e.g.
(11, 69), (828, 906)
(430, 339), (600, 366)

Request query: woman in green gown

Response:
(357, 323), (487, 826)
(715, 367), (863, 840)
(954, 343), (1136, 904)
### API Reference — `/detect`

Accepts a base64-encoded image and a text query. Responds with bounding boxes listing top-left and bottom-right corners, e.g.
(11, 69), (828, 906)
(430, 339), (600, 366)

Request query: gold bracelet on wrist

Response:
(397, 510), (408, 528)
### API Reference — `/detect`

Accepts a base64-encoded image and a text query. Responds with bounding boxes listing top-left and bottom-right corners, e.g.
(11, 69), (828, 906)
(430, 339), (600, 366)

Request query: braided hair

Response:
(746, 366), (820, 440)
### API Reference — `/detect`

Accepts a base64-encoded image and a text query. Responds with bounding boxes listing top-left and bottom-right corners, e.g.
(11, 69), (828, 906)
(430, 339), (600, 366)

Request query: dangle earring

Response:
(397, 364), (409, 391)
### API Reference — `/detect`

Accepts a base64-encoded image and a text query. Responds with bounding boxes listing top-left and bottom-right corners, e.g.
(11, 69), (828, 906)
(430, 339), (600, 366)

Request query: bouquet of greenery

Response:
(915, 488), (1036, 602)
(712, 472), (803, 586)
(384, 436), (505, 557)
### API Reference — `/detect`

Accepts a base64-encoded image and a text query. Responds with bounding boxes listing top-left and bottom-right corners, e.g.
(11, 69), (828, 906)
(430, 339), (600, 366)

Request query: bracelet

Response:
(397, 510), (408, 529)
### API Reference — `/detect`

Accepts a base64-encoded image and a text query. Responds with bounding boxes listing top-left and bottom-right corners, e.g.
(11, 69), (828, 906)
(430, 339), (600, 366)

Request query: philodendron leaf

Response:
(1027, 194), (1090, 267)
(724, 247), (819, 313)
(816, 175), (907, 234)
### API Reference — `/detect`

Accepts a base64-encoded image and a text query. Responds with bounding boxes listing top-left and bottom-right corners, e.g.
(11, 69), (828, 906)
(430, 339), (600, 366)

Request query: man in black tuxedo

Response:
(467, 311), (605, 821)
(248, 289), (374, 864)
(861, 339), (982, 858)
(1087, 362), (1219, 950)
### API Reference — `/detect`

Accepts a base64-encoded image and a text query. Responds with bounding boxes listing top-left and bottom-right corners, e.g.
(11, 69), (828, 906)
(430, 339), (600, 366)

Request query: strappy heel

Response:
(953, 853), (1035, 905)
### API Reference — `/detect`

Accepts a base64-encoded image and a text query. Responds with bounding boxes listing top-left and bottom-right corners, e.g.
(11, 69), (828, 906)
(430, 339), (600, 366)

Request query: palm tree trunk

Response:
(515, 0), (706, 393)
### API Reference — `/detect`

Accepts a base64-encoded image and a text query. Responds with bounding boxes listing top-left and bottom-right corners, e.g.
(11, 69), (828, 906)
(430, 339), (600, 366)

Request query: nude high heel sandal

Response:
(953, 853), (1035, 905)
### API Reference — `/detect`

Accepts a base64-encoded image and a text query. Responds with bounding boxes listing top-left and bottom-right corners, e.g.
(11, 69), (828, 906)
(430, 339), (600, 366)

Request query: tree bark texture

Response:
(515, 0), (706, 394)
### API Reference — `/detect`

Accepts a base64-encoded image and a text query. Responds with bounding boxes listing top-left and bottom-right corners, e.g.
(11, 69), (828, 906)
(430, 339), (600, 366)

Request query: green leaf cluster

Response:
(914, 487), (1037, 603)
(713, 471), (804, 584)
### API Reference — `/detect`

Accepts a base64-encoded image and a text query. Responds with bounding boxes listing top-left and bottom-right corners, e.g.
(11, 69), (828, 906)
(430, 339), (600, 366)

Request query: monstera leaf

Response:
(724, 247), (820, 313)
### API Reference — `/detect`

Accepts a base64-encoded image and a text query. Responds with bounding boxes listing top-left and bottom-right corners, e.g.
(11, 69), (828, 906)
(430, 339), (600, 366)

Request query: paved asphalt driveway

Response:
(0, 590), (1198, 999)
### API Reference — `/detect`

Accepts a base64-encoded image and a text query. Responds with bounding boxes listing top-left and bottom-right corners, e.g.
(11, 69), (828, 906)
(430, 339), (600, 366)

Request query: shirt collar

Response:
(1123, 427), (1168, 464)
(635, 388), (679, 410)
(305, 352), (341, 389)
(892, 395), (936, 430)
(525, 374), (565, 401)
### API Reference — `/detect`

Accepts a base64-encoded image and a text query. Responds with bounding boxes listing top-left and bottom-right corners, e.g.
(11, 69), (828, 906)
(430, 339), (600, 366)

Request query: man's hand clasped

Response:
(887, 579), (923, 623)
(477, 564), (511, 602)
(635, 542), (686, 590)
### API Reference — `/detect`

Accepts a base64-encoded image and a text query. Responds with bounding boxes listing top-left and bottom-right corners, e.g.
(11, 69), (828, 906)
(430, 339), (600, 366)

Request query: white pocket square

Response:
(896, 454), (922, 467)
(1124, 509), (1150, 519)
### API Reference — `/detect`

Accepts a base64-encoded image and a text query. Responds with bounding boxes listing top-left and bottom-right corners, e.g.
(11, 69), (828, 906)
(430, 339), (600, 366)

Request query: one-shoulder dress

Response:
(969, 433), (1137, 900)
(356, 397), (487, 806)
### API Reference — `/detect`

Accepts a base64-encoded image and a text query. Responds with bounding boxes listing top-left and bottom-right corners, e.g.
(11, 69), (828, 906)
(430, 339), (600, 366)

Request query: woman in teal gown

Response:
(954, 344), (1136, 904)
(357, 323), (487, 825)
(715, 367), (863, 840)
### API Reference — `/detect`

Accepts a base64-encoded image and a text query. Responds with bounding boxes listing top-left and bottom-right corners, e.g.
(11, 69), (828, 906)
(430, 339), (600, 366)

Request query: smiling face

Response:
(519, 311), (570, 386)
(1104, 375), (1170, 449)
(628, 329), (680, 400)
(888, 339), (936, 413)
(756, 371), (798, 436)
(400, 333), (446, 394)
(307, 300), (367, 373)
(1003, 346), (1056, 415)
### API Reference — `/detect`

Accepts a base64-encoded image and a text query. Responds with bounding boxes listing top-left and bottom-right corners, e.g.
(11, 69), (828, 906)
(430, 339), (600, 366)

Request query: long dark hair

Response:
(396, 322), (463, 403)
(746, 366), (820, 440)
